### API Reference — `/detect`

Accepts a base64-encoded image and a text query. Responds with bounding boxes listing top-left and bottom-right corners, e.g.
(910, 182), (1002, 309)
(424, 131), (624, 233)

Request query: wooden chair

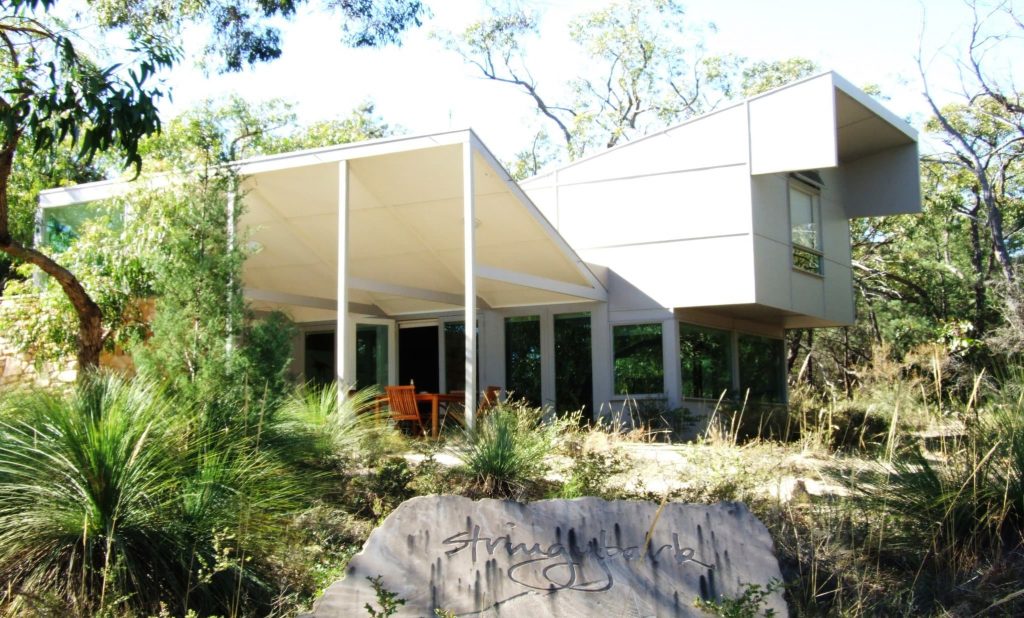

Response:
(441, 386), (502, 431)
(385, 385), (425, 437)
(479, 385), (502, 416)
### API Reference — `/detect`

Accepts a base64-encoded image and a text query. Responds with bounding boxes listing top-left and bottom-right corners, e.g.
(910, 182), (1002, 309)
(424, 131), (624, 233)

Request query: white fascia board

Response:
(234, 129), (470, 175)
(38, 173), (175, 208)
(468, 131), (609, 298)
(476, 265), (608, 302)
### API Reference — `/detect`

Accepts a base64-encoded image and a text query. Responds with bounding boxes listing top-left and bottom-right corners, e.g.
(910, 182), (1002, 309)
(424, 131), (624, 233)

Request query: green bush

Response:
(454, 399), (560, 499)
(0, 373), (311, 616)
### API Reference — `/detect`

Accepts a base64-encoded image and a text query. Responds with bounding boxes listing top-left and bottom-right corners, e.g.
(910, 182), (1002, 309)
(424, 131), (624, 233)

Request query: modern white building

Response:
(38, 72), (919, 427)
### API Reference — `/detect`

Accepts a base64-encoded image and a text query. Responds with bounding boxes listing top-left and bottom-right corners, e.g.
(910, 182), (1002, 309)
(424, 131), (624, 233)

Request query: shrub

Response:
(453, 399), (559, 499)
(0, 372), (310, 616)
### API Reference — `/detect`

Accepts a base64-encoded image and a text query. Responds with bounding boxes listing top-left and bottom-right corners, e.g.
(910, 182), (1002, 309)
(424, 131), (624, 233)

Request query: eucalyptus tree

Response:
(0, 0), (424, 372)
(439, 0), (818, 169)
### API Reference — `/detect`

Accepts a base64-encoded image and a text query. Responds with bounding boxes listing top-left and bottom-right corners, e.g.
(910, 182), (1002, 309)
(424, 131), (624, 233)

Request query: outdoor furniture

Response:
(441, 386), (503, 430)
(385, 385), (426, 437)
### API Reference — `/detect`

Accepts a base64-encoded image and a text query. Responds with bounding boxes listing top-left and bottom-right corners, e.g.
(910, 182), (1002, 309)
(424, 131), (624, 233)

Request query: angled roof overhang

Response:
(41, 130), (606, 322)
(747, 71), (921, 217)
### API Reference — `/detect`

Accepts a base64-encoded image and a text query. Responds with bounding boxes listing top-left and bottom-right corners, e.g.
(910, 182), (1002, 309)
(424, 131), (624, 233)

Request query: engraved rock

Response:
(311, 496), (786, 617)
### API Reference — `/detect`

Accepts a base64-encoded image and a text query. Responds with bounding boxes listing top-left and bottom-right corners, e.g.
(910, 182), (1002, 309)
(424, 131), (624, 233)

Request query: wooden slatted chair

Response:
(479, 385), (502, 416)
(442, 386), (503, 431)
(385, 385), (425, 437)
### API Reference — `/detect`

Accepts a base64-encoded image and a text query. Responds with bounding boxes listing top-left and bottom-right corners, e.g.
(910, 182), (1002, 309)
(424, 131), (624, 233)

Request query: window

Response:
(444, 321), (479, 393)
(738, 335), (785, 403)
(613, 324), (663, 395)
(505, 316), (541, 405)
(789, 180), (823, 274)
(679, 324), (732, 400)
(555, 312), (592, 415)
(355, 324), (389, 388)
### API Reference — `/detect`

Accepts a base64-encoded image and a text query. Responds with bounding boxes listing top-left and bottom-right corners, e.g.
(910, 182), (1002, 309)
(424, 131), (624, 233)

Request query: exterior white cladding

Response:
(520, 71), (920, 331)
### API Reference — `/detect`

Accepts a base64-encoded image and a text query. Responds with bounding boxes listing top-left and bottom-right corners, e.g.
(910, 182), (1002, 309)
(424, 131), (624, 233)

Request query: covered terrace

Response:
(233, 129), (607, 425)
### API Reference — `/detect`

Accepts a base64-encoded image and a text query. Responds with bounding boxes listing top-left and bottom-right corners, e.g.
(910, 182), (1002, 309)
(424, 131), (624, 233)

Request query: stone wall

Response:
(0, 296), (136, 388)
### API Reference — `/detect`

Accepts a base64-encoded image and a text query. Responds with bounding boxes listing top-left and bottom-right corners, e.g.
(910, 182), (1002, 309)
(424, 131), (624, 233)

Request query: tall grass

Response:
(454, 399), (561, 498)
(0, 373), (321, 616)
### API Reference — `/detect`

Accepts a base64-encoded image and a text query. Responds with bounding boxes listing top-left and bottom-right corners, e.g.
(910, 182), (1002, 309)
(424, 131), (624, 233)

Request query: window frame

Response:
(788, 178), (824, 275)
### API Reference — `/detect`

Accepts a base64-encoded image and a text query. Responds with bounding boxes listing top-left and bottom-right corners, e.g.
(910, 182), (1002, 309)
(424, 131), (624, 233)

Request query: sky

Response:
(158, 0), (1021, 163)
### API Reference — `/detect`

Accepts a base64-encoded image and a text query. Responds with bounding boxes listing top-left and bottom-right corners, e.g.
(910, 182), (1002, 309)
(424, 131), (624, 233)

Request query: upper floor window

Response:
(789, 179), (823, 274)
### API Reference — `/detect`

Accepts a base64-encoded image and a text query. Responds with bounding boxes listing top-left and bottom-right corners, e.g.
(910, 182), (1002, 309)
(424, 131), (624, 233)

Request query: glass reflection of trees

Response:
(738, 334), (785, 402)
(505, 316), (541, 406)
(613, 323), (663, 395)
(680, 324), (732, 400)
(554, 312), (592, 417)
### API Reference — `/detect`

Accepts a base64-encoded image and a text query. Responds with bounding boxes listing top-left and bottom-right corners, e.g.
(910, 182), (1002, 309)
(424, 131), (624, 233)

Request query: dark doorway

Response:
(399, 326), (439, 393)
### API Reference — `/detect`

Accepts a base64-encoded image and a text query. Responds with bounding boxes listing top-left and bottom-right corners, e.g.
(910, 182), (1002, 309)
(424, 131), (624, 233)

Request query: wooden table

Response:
(376, 392), (463, 438)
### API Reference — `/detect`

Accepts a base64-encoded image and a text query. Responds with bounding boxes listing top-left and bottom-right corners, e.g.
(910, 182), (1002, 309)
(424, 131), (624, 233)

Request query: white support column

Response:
(463, 140), (478, 428)
(336, 161), (350, 393)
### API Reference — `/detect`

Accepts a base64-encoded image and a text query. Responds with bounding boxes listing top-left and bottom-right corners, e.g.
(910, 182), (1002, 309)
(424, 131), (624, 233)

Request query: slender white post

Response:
(336, 161), (350, 395)
(463, 139), (477, 428)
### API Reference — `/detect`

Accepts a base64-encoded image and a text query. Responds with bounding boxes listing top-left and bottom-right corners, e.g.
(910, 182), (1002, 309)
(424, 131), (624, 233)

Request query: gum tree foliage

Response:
(438, 0), (818, 173)
(1, 99), (394, 417)
(0, 0), (423, 373)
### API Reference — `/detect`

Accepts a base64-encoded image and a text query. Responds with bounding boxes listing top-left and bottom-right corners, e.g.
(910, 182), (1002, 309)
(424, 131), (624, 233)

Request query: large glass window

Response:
(680, 324), (732, 400)
(554, 312), (592, 416)
(43, 203), (123, 252)
(444, 321), (465, 393)
(738, 335), (785, 403)
(505, 316), (541, 406)
(613, 323), (663, 395)
(789, 182), (823, 274)
(355, 324), (389, 389)
(444, 320), (481, 393)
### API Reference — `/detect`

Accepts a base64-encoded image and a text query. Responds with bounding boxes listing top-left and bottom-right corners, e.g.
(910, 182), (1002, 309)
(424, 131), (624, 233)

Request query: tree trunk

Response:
(967, 200), (987, 334)
(0, 142), (104, 374)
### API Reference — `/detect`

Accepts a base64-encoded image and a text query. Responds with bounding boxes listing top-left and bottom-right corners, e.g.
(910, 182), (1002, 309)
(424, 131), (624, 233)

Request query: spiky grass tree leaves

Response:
(0, 373), (314, 615)
(0, 373), (188, 612)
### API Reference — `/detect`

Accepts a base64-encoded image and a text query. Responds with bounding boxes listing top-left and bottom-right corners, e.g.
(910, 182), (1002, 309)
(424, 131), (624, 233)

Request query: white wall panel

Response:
(751, 174), (789, 243)
(749, 75), (838, 174)
(790, 271), (826, 317)
(752, 236), (791, 309)
(580, 235), (756, 312)
(555, 166), (750, 248)
(555, 105), (749, 185)
(824, 261), (855, 324)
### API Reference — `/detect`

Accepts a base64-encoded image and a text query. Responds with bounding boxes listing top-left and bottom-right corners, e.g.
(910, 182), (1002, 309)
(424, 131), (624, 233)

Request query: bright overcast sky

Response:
(159, 0), (1014, 163)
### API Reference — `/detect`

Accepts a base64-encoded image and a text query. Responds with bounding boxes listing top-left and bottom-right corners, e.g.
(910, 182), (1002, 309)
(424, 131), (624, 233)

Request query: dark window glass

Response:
(613, 323), (663, 395)
(355, 324), (388, 388)
(505, 316), (541, 406)
(738, 335), (785, 403)
(304, 331), (335, 388)
(680, 324), (732, 399)
(444, 321), (466, 393)
(555, 312), (592, 416)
